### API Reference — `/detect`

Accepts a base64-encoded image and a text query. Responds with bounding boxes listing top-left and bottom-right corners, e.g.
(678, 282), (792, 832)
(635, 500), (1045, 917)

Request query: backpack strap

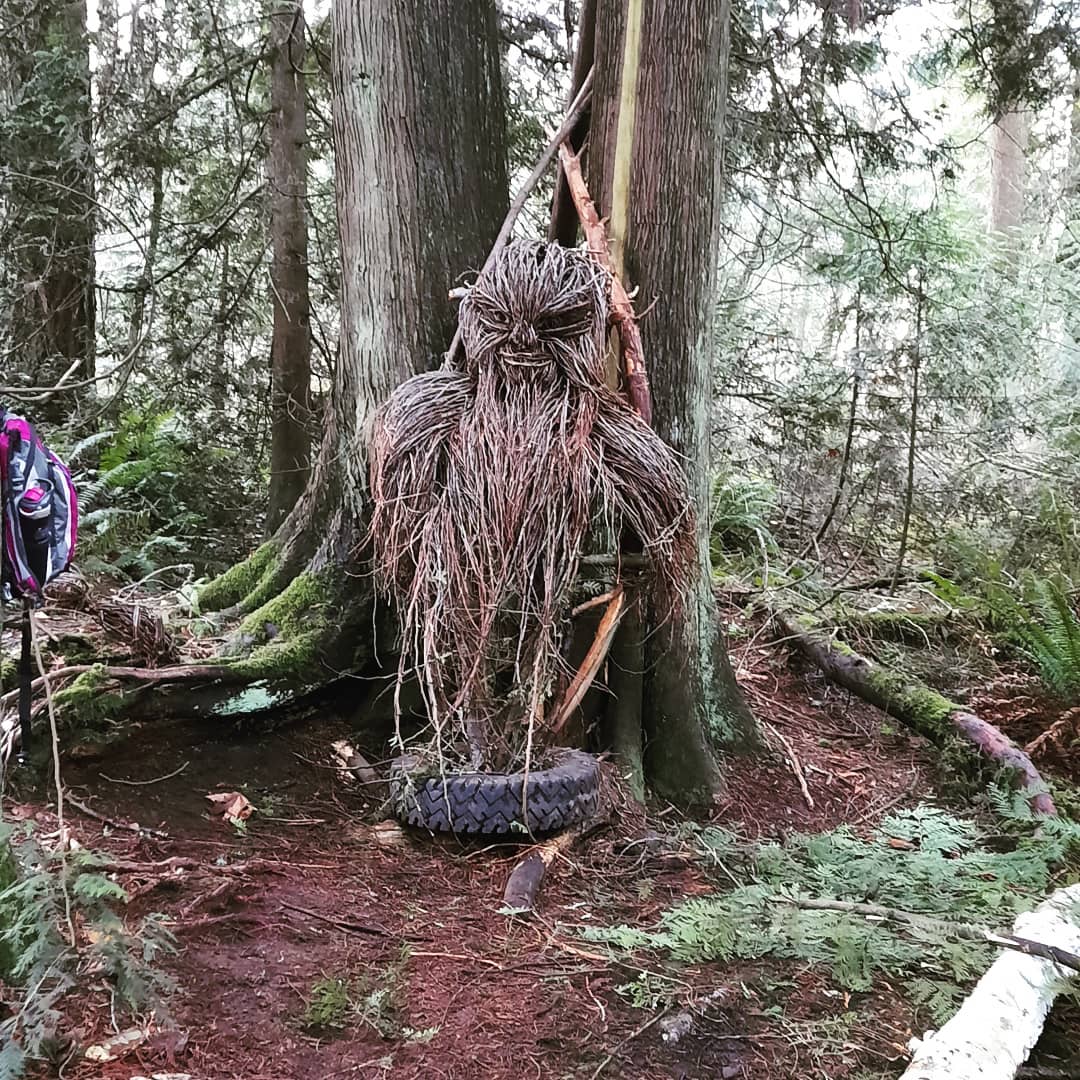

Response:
(17, 598), (31, 763)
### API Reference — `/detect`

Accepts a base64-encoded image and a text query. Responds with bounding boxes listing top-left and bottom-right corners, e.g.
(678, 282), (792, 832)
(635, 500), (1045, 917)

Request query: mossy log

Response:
(826, 609), (974, 645)
(12, 560), (385, 740)
(775, 612), (1056, 816)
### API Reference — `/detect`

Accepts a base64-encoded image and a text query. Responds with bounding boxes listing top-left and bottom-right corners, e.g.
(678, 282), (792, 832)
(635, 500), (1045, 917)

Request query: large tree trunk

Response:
(989, 108), (1027, 237)
(587, 0), (758, 799)
(265, 0), (313, 535)
(1, 0), (96, 420)
(196, 0), (507, 705)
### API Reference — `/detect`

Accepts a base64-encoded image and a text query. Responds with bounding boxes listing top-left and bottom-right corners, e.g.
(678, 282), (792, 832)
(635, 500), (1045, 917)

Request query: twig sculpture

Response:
(369, 241), (695, 768)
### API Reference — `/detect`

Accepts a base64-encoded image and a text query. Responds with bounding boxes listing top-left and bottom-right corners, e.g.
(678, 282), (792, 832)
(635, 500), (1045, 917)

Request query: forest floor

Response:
(3, 606), (1079, 1079)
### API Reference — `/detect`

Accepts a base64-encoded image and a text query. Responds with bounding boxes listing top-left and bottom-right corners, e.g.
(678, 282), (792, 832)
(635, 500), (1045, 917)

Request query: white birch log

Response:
(901, 883), (1080, 1080)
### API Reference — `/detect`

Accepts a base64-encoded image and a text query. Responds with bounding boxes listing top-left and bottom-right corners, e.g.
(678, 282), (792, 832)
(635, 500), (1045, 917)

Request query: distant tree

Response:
(0, 0), (96, 417)
(265, 0), (313, 533)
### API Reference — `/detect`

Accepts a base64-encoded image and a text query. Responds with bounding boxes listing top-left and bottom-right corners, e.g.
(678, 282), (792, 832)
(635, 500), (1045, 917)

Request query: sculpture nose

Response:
(509, 320), (537, 350)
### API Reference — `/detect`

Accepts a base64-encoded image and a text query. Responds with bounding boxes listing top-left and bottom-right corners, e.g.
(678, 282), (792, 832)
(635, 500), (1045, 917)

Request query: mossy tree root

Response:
(776, 612), (1056, 816)
(33, 566), (383, 737)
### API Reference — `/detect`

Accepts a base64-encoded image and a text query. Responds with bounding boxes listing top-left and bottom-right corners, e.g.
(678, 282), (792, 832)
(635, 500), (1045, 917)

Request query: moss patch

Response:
(228, 630), (325, 687)
(52, 665), (124, 731)
(862, 666), (955, 739)
(238, 570), (327, 642)
(198, 540), (280, 613)
(219, 572), (339, 695)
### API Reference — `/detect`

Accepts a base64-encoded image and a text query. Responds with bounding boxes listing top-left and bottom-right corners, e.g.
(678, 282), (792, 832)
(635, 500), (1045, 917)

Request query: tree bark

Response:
(211, 242), (231, 418)
(266, 0), (313, 535)
(989, 108), (1028, 237)
(196, 0), (507, 709)
(891, 282), (923, 592)
(2, 0), (96, 419)
(547, 0), (596, 247)
(588, 0), (758, 799)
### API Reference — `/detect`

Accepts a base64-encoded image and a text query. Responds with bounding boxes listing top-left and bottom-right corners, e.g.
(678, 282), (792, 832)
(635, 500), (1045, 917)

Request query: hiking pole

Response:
(17, 598), (31, 764)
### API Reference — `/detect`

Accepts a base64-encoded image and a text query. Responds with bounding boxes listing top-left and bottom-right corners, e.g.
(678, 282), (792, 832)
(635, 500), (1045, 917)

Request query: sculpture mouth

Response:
(500, 351), (550, 367)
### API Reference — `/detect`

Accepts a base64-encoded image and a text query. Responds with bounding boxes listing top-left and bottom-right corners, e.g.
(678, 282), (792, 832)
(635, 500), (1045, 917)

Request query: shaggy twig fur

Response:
(370, 241), (696, 768)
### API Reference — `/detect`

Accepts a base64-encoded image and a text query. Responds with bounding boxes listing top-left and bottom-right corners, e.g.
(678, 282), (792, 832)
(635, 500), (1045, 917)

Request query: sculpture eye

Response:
(536, 302), (591, 336)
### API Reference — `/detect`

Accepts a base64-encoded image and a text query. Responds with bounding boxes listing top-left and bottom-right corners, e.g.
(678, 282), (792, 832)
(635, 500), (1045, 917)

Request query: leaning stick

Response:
(547, 146), (655, 732)
(557, 142), (652, 423)
(550, 586), (626, 734)
(445, 69), (595, 366)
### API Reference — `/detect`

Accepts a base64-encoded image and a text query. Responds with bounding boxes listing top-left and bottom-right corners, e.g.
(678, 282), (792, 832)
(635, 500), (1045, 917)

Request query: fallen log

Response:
(775, 613), (1056, 815)
(901, 883), (1080, 1080)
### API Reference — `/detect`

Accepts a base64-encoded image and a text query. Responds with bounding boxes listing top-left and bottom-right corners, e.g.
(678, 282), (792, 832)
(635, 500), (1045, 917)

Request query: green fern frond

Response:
(582, 804), (1080, 1009)
(0, 825), (174, 1076)
(1018, 576), (1080, 695)
(66, 429), (116, 466)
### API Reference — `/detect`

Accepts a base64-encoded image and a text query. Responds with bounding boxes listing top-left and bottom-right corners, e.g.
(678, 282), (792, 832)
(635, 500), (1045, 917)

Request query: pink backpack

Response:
(0, 409), (78, 761)
(0, 410), (78, 599)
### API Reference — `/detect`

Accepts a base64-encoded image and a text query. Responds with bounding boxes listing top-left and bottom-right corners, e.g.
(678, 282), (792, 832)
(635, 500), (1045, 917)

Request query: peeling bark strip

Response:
(557, 144), (652, 422)
(775, 614), (1056, 815)
(550, 586), (626, 734)
(900, 883), (1080, 1080)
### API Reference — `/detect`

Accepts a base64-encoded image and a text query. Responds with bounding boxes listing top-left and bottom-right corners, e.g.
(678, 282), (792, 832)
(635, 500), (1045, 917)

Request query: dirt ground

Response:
(3, 632), (1078, 1080)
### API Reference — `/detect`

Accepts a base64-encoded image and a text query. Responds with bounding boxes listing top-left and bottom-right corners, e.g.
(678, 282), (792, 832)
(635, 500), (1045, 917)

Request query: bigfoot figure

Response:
(370, 241), (694, 768)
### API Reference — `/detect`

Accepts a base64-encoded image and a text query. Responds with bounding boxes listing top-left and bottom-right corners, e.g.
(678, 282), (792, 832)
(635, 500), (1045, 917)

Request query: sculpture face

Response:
(459, 241), (608, 386)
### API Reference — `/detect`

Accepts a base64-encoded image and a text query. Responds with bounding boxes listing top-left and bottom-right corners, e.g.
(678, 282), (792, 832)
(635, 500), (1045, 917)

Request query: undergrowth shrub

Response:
(980, 574), (1080, 696)
(1014, 577), (1080, 696)
(0, 822), (175, 1077)
(66, 409), (263, 583)
(922, 561), (1080, 697)
(583, 803), (1080, 1026)
(709, 472), (779, 565)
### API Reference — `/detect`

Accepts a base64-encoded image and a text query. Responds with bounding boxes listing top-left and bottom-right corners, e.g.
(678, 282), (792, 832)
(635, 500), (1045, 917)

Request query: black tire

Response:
(389, 750), (600, 835)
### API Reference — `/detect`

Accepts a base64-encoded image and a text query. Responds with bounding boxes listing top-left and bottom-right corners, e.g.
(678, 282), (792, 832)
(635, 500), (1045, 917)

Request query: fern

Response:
(921, 570), (984, 613)
(68, 408), (263, 581)
(709, 472), (779, 561)
(585, 806), (1079, 1012)
(1021, 576), (1080, 695)
(65, 429), (115, 467)
(0, 825), (175, 1076)
(907, 977), (964, 1026)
